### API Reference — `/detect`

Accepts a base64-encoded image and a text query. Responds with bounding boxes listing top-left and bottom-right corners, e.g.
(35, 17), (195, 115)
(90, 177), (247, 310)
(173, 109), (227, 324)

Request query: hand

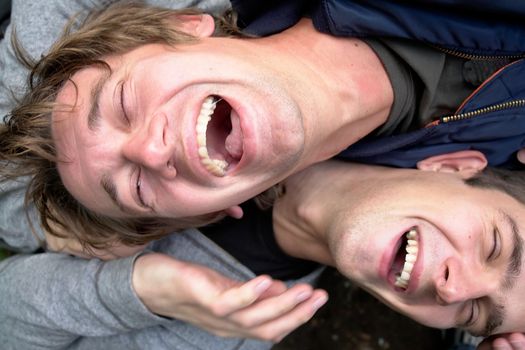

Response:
(518, 150), (525, 164)
(44, 226), (145, 260)
(133, 253), (328, 342)
(478, 333), (525, 350)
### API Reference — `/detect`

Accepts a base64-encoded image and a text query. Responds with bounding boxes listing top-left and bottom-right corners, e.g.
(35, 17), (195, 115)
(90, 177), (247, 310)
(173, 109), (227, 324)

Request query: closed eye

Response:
(135, 167), (149, 209)
(120, 81), (130, 126)
(487, 227), (501, 261)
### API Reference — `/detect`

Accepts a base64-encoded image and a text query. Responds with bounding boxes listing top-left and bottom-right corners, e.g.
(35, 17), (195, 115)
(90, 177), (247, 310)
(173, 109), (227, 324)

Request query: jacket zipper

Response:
(433, 46), (525, 61)
(440, 99), (525, 123)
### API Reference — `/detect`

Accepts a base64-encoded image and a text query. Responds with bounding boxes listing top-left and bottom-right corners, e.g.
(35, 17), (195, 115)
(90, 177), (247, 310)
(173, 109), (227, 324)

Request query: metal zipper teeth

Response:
(432, 45), (525, 61)
(441, 99), (525, 123)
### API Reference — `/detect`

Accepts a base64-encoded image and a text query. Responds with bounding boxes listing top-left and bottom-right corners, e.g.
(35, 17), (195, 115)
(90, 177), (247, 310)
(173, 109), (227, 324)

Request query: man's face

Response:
(330, 164), (525, 337)
(53, 39), (306, 218)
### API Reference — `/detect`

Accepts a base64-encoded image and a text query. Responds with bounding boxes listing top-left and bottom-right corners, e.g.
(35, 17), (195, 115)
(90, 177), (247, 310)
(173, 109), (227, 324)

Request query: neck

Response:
(272, 161), (384, 265)
(257, 19), (393, 170)
(272, 162), (352, 265)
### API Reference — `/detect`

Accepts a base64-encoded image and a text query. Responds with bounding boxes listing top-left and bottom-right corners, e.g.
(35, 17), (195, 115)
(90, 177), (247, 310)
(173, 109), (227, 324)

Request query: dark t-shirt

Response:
(202, 201), (320, 280)
(368, 38), (512, 136)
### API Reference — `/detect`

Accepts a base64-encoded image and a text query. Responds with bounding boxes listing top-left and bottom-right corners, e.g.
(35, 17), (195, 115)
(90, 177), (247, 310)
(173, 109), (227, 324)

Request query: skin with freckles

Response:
(272, 151), (525, 338)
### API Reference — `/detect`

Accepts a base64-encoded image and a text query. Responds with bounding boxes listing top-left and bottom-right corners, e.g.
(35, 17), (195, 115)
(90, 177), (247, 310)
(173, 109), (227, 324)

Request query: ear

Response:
(518, 149), (525, 164)
(224, 205), (244, 219)
(174, 14), (215, 38)
(416, 150), (488, 179)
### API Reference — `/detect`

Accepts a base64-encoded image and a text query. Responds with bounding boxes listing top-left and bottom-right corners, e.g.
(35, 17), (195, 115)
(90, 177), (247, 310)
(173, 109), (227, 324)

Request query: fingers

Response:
(44, 227), (130, 260)
(260, 279), (288, 298)
(478, 333), (525, 350)
(478, 336), (504, 350)
(506, 333), (525, 350)
(198, 277), (328, 341)
(210, 277), (318, 319)
(210, 275), (275, 316)
(132, 260), (328, 342)
(240, 289), (329, 342)
(44, 229), (83, 254)
(212, 286), (328, 341)
(227, 283), (315, 327)
(489, 339), (512, 350)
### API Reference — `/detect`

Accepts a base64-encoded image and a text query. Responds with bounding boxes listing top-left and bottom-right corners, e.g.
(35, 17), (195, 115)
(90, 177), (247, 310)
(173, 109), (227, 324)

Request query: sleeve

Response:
(310, 0), (525, 56)
(0, 252), (170, 349)
(0, 1), (237, 349)
(0, 231), (283, 350)
(0, 176), (44, 252)
(0, 0), (126, 252)
(0, 0), (124, 115)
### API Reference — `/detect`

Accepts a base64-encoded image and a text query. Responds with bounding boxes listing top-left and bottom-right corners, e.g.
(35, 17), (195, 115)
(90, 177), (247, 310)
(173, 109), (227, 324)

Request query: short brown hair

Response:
(465, 166), (525, 205)
(0, 1), (245, 250)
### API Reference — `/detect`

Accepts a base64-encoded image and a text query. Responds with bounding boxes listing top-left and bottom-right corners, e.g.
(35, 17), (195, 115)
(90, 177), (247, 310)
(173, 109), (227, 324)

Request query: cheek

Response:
(503, 288), (525, 333)
(57, 159), (96, 211)
(387, 300), (458, 329)
(58, 142), (117, 214)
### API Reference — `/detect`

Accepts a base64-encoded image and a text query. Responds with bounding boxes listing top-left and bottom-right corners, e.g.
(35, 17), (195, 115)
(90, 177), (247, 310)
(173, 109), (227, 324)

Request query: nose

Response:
(434, 257), (499, 305)
(122, 113), (177, 179)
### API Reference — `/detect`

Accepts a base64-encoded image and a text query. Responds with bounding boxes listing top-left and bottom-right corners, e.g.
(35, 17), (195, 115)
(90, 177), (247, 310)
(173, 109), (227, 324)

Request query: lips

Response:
(195, 96), (244, 176)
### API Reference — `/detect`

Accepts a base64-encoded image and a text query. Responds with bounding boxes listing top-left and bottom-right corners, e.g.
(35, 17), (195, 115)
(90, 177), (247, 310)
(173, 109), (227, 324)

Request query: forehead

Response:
(52, 63), (108, 159)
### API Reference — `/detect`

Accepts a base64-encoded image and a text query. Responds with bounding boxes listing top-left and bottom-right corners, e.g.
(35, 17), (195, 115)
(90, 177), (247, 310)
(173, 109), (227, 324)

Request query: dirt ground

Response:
(274, 267), (446, 350)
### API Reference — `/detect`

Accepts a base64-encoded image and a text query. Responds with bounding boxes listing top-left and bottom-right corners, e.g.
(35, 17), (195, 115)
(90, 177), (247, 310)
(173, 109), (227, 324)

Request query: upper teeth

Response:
(196, 96), (228, 176)
(394, 228), (419, 290)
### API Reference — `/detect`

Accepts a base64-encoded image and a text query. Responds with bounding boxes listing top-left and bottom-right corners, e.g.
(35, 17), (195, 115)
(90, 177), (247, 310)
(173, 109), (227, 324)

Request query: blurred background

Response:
(274, 267), (446, 350)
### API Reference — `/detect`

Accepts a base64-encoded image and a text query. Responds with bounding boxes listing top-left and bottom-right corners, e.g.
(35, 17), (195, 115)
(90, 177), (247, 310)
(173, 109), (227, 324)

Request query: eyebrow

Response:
(87, 70), (112, 132)
(480, 212), (523, 336)
(100, 173), (133, 215)
(504, 213), (524, 287)
(86, 69), (129, 214)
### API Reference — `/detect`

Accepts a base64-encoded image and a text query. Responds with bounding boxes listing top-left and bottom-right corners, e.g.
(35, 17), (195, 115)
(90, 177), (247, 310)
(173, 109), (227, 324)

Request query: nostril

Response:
(165, 160), (177, 178)
(434, 263), (450, 295)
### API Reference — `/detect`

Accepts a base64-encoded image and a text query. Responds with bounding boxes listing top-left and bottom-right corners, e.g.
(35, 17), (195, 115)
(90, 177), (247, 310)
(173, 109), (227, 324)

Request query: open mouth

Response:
(390, 228), (419, 290)
(196, 95), (244, 176)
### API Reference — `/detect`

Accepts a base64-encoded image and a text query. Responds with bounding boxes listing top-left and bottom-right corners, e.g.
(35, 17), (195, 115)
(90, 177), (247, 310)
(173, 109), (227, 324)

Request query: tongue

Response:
(225, 110), (243, 160)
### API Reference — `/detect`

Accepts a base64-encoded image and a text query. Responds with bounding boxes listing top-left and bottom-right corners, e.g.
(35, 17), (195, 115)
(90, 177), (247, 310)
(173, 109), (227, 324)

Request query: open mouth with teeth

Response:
(196, 96), (244, 176)
(390, 228), (419, 290)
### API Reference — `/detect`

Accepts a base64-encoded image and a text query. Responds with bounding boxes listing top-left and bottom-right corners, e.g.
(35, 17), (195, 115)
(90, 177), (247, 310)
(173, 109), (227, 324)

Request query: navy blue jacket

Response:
(233, 0), (525, 168)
